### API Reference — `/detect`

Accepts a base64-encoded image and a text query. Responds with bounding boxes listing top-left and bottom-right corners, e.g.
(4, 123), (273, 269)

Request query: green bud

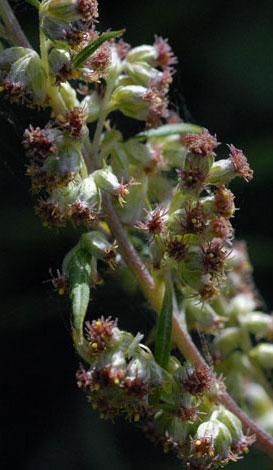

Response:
(195, 419), (232, 459)
(185, 299), (225, 332)
(93, 167), (120, 192)
(55, 137), (82, 174)
(81, 231), (117, 266)
(213, 327), (241, 356)
(244, 382), (273, 416)
(48, 47), (71, 75)
(109, 85), (149, 121)
(0, 47), (31, 68)
(241, 312), (273, 337)
(59, 82), (79, 109)
(123, 140), (151, 166)
(77, 174), (98, 205)
(126, 45), (157, 64)
(124, 62), (162, 87)
(250, 343), (273, 369)
(5, 51), (47, 102)
(81, 92), (101, 122)
(42, 0), (83, 22)
(214, 406), (244, 445)
(206, 159), (236, 185)
(227, 293), (256, 318)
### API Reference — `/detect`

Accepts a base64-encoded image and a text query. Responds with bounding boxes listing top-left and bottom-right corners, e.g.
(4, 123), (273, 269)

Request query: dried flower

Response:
(214, 186), (235, 218)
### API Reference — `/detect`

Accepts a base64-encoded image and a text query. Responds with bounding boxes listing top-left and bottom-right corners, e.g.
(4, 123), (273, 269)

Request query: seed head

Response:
(77, 0), (99, 21)
(137, 206), (168, 237)
(201, 239), (228, 279)
(165, 236), (188, 262)
(209, 216), (234, 243)
(180, 364), (214, 396)
(36, 199), (66, 227)
(57, 107), (86, 138)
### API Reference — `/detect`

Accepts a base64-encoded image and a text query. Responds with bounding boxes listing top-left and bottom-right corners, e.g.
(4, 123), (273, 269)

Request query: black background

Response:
(1, 0), (273, 468)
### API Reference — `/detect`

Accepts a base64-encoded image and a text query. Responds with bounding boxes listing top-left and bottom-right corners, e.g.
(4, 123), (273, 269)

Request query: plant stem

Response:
(102, 194), (273, 460)
(0, 0), (32, 48)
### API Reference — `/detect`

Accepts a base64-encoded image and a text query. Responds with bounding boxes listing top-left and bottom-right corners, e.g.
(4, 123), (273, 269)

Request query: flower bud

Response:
(213, 407), (244, 444)
(126, 45), (157, 64)
(206, 159), (237, 185)
(242, 312), (273, 338)
(244, 382), (273, 416)
(77, 174), (98, 205)
(4, 51), (47, 102)
(250, 343), (273, 369)
(81, 231), (117, 268)
(54, 137), (83, 174)
(109, 85), (149, 121)
(213, 327), (241, 356)
(93, 167), (120, 192)
(185, 299), (225, 332)
(227, 293), (256, 318)
(194, 419), (232, 460)
(48, 47), (71, 76)
(59, 82), (79, 109)
(81, 91), (101, 122)
(0, 47), (31, 68)
(124, 62), (162, 87)
(41, 0), (99, 22)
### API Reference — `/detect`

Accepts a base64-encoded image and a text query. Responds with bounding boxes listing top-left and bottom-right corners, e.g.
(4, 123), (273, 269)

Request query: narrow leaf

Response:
(68, 248), (92, 339)
(154, 279), (173, 369)
(26, 0), (40, 9)
(72, 29), (125, 69)
(134, 123), (202, 141)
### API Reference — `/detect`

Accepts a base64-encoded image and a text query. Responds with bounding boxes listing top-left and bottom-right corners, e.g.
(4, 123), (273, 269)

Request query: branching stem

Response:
(102, 195), (273, 461)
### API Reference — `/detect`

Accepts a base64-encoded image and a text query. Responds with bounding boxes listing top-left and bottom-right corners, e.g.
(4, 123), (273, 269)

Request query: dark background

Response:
(1, 0), (273, 469)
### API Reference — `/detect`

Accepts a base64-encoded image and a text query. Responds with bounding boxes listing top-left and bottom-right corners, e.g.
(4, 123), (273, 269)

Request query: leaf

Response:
(72, 29), (125, 69)
(26, 0), (40, 9)
(134, 123), (203, 140)
(154, 279), (173, 369)
(68, 248), (92, 339)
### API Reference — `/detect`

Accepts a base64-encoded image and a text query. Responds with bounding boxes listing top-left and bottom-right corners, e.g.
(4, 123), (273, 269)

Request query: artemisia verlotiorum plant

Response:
(1, 0), (273, 468)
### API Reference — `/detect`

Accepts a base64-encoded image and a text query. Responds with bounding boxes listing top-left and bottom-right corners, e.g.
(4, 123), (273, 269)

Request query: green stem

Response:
(0, 0), (32, 47)
(92, 68), (122, 168)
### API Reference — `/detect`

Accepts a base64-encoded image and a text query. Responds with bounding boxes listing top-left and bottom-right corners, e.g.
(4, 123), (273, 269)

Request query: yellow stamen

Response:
(134, 413), (140, 422)
(191, 218), (197, 224)
(100, 412), (105, 419)
(91, 342), (98, 350)
(114, 378), (120, 385)
(58, 288), (65, 295)
(195, 440), (202, 446)
(94, 383), (100, 391)
(92, 403), (98, 410)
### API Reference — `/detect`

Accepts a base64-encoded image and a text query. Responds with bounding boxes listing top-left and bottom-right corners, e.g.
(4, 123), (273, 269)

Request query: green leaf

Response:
(72, 29), (125, 69)
(154, 279), (173, 369)
(134, 123), (203, 141)
(68, 248), (92, 339)
(26, 0), (40, 9)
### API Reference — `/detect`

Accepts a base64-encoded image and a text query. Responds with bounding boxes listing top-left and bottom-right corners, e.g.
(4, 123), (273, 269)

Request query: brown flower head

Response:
(181, 130), (220, 157)
(143, 70), (172, 127)
(153, 36), (178, 69)
(176, 166), (207, 193)
(85, 316), (117, 353)
(77, 0), (99, 21)
(201, 239), (228, 279)
(199, 283), (219, 303)
(228, 144), (253, 182)
(67, 201), (99, 225)
(191, 436), (215, 458)
(1, 79), (30, 104)
(110, 38), (131, 59)
(209, 216), (234, 243)
(137, 206), (168, 237)
(177, 201), (207, 235)
(23, 125), (58, 160)
(180, 364), (214, 396)
(57, 107), (86, 138)
(165, 236), (188, 262)
(214, 185), (235, 218)
(36, 199), (66, 227)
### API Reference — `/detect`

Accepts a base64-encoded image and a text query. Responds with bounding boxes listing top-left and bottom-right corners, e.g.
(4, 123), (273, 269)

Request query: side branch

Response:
(102, 195), (273, 461)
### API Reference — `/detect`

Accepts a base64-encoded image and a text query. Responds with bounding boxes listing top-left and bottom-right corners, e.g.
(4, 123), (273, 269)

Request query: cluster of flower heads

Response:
(76, 316), (255, 468)
(3, 0), (273, 466)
